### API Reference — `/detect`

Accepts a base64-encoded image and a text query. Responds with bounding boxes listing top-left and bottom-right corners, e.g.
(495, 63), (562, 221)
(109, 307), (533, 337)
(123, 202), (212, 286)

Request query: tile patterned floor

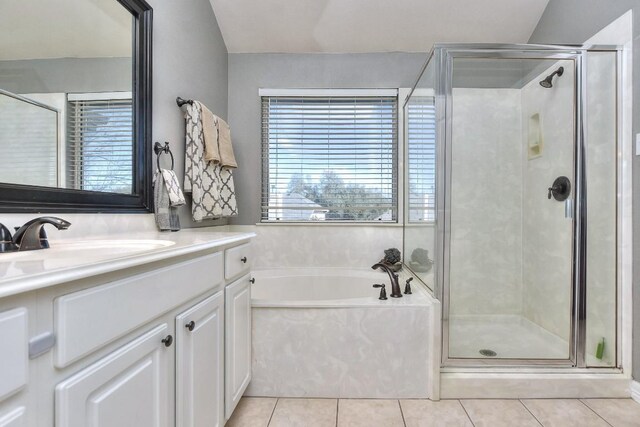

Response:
(226, 397), (640, 427)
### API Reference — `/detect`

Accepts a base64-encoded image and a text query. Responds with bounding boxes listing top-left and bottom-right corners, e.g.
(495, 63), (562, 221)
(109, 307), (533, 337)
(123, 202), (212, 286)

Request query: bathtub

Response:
(246, 268), (440, 399)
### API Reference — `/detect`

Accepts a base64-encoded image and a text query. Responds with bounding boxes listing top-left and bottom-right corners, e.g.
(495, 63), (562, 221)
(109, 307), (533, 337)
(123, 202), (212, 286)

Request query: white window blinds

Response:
(67, 95), (133, 194)
(407, 97), (436, 222)
(261, 95), (398, 222)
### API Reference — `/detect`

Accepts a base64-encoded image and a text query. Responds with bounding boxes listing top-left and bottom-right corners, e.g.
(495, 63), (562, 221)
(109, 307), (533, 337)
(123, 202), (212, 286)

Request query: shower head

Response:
(539, 66), (564, 88)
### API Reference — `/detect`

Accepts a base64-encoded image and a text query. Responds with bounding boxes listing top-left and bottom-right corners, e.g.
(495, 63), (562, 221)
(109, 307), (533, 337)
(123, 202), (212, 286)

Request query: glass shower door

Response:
(444, 54), (578, 363)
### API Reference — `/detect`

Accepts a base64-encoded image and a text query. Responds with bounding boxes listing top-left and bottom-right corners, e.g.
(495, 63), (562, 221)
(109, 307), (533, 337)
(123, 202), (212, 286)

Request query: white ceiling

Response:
(210, 0), (550, 53)
(0, 0), (131, 61)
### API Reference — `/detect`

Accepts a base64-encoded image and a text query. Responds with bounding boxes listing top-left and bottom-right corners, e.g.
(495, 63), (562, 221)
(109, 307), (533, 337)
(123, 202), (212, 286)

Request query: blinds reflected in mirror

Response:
(0, 91), (58, 187)
(261, 95), (398, 222)
(67, 93), (133, 194)
(407, 97), (436, 222)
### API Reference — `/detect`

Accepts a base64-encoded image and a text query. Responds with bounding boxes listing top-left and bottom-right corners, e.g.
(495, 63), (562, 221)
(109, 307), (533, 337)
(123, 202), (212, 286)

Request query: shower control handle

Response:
(548, 176), (571, 201)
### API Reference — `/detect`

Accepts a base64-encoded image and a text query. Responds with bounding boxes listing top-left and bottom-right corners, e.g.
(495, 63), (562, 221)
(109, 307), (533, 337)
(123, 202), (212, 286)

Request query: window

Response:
(261, 92), (398, 222)
(67, 93), (133, 194)
(407, 97), (436, 222)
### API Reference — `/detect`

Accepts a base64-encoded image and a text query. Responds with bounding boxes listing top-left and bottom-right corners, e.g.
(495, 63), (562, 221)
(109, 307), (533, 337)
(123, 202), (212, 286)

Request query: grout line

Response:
(458, 400), (476, 427)
(398, 399), (407, 427)
(335, 399), (339, 427)
(519, 400), (544, 427)
(266, 398), (279, 427)
(579, 399), (614, 427)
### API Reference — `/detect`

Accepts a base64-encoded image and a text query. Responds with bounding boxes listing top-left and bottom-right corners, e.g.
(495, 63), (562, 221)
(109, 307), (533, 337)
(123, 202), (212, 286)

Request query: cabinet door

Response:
(55, 324), (171, 427)
(176, 291), (224, 427)
(0, 407), (25, 427)
(225, 274), (252, 419)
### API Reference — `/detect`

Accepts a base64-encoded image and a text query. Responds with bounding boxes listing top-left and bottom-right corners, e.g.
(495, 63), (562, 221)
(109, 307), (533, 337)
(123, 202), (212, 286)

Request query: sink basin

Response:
(2, 239), (175, 261)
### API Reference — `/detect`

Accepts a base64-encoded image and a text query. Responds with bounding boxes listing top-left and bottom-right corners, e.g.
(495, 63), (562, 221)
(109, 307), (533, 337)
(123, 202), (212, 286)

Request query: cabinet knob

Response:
(161, 335), (173, 347)
(185, 321), (196, 332)
(249, 278), (255, 284)
(241, 256), (248, 263)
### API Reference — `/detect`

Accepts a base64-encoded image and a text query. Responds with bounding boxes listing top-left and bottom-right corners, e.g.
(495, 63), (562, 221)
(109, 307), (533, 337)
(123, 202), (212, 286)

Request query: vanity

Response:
(0, 0), (256, 425)
(0, 230), (254, 427)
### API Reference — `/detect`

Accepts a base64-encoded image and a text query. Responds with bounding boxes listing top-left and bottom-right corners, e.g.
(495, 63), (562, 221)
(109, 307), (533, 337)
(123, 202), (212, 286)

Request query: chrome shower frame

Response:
(405, 43), (623, 368)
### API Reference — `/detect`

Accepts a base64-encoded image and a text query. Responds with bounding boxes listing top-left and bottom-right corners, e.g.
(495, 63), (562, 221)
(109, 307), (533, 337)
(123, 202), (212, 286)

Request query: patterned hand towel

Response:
(161, 169), (186, 207)
(183, 102), (238, 221)
(153, 169), (180, 231)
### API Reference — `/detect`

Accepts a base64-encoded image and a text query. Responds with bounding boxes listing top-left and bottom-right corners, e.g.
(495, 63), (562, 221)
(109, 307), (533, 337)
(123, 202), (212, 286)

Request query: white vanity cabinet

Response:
(175, 291), (225, 427)
(55, 324), (171, 427)
(224, 274), (252, 419)
(0, 236), (254, 427)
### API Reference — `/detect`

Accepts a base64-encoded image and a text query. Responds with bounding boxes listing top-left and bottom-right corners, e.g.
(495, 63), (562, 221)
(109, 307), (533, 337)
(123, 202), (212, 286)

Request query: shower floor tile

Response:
(448, 314), (569, 360)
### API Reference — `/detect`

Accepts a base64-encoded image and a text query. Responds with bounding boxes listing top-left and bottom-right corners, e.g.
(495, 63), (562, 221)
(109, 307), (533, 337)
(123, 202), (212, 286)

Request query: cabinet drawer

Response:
(0, 308), (28, 401)
(55, 252), (223, 368)
(224, 243), (252, 281)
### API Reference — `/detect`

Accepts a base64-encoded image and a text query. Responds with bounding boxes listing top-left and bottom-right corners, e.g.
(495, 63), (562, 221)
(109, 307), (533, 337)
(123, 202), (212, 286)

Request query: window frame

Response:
(259, 88), (401, 224)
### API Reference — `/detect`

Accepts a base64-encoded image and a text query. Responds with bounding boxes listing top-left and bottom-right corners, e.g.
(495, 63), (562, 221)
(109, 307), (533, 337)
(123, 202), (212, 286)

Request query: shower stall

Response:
(404, 44), (623, 369)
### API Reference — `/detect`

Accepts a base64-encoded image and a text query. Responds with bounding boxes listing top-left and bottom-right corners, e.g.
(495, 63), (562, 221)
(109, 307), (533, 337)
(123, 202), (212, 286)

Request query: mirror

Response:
(0, 0), (152, 212)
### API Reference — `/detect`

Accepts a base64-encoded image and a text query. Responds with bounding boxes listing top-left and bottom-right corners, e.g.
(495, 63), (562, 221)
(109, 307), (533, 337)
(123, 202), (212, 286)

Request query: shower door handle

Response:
(564, 199), (574, 219)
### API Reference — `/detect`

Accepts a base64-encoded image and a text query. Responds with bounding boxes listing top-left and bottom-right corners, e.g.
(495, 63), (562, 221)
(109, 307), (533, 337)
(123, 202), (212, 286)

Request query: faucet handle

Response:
(0, 223), (18, 253)
(404, 277), (413, 295)
(373, 284), (388, 300)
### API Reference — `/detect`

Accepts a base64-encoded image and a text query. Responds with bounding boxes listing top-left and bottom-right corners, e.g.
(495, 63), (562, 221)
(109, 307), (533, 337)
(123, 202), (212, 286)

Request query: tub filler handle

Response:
(373, 284), (388, 300)
(404, 277), (413, 295)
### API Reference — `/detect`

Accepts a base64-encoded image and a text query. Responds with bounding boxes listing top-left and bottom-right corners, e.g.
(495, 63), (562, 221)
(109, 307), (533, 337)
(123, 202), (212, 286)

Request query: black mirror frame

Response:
(0, 0), (153, 213)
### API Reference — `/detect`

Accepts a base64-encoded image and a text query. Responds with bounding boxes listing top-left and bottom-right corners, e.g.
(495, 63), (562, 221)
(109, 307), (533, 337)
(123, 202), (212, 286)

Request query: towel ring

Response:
(154, 141), (174, 170)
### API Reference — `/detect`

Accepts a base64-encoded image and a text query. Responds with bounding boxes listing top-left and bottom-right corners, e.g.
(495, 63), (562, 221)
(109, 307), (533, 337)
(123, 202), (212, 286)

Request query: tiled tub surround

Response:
(228, 224), (403, 270)
(246, 268), (440, 399)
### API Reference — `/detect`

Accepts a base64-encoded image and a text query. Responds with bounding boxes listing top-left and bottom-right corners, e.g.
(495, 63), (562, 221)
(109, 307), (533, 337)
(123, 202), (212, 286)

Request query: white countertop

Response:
(0, 229), (255, 299)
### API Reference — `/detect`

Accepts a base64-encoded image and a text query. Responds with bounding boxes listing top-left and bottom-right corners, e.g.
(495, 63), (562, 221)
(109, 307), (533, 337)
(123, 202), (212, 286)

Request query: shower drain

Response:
(479, 349), (497, 357)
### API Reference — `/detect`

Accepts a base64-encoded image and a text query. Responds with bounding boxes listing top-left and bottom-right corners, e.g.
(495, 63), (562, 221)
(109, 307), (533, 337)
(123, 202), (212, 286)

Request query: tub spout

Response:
(371, 263), (402, 298)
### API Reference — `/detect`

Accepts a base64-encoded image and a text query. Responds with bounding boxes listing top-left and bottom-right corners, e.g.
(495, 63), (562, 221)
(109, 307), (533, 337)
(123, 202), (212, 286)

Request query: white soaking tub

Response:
(246, 268), (440, 399)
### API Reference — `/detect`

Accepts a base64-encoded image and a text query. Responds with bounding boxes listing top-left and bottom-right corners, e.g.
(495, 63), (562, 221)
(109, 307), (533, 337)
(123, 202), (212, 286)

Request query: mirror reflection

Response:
(0, 0), (134, 193)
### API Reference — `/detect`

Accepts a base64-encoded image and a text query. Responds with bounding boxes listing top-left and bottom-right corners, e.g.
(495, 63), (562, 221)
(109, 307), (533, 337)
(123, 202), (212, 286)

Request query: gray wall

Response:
(149, 0), (229, 227)
(0, 57), (131, 94)
(530, 0), (640, 379)
(227, 52), (425, 225)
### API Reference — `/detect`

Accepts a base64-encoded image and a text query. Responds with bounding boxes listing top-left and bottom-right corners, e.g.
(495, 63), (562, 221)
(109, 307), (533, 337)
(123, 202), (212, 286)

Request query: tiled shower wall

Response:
(449, 88), (524, 316)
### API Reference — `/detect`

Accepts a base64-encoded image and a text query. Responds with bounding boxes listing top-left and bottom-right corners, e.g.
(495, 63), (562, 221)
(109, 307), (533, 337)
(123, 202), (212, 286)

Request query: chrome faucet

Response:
(371, 263), (402, 298)
(11, 217), (71, 251)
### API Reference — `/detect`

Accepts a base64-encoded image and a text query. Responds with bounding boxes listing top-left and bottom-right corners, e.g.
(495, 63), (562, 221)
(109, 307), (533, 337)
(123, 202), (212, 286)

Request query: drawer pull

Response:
(185, 321), (196, 332)
(249, 278), (255, 284)
(161, 335), (173, 347)
(240, 256), (247, 263)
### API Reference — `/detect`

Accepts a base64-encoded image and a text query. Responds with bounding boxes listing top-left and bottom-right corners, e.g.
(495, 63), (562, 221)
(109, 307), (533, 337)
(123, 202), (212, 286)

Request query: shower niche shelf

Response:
(528, 113), (543, 159)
